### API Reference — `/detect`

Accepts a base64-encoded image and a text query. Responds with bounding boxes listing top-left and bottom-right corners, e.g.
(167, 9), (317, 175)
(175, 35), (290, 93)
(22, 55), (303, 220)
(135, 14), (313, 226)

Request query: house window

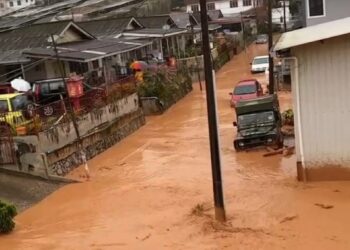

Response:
(191, 4), (199, 12)
(0, 3), (4, 8)
(9, 1), (14, 7)
(230, 0), (238, 8)
(308, 0), (325, 17)
(17, 0), (21, 6)
(207, 2), (215, 10)
(243, 0), (252, 6)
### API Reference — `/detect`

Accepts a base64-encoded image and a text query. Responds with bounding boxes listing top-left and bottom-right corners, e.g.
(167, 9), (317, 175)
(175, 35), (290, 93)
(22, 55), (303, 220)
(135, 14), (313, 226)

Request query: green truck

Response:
(233, 95), (283, 151)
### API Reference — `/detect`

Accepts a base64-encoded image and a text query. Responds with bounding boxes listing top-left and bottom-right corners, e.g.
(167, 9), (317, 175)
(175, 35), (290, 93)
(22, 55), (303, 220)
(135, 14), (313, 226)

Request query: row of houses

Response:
(184, 0), (264, 16)
(0, 13), (213, 84)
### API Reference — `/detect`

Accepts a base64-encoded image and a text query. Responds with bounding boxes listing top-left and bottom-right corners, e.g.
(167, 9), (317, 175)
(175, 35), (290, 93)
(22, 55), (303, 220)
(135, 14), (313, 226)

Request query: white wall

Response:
(272, 7), (291, 24)
(292, 34), (350, 169)
(0, 0), (36, 15)
(186, 0), (254, 16)
(38, 93), (140, 152)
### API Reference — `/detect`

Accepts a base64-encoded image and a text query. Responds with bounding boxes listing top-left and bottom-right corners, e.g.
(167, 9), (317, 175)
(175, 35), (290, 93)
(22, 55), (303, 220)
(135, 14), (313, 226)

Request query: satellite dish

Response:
(47, 34), (60, 43)
(162, 24), (170, 30)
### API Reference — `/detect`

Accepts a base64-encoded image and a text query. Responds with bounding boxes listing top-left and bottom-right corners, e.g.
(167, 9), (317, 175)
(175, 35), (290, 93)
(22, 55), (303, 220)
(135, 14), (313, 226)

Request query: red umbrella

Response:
(130, 61), (148, 70)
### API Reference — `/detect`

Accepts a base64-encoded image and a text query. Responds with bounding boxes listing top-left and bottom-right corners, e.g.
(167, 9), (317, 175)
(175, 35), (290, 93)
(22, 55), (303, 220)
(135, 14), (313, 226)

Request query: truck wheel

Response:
(277, 135), (284, 148)
(234, 142), (242, 152)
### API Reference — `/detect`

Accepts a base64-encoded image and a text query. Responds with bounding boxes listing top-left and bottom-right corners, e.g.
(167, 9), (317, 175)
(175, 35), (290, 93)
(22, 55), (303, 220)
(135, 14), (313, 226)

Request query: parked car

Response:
(32, 78), (104, 117)
(33, 78), (66, 104)
(0, 93), (34, 134)
(0, 83), (15, 94)
(251, 55), (269, 73)
(256, 34), (268, 44)
(229, 79), (263, 107)
(233, 94), (283, 151)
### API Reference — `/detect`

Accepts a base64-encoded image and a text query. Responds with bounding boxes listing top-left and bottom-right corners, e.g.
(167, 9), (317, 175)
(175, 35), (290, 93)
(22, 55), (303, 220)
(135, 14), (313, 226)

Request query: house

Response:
(184, 0), (263, 16)
(0, 0), (36, 16)
(80, 15), (189, 61)
(274, 17), (350, 181)
(272, 1), (292, 30)
(302, 0), (350, 26)
(0, 20), (151, 83)
(124, 15), (188, 59)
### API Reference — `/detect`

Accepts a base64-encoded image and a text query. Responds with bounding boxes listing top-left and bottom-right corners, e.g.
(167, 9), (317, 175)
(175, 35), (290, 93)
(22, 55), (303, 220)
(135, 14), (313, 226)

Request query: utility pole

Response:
(240, 12), (247, 53)
(268, 0), (274, 94)
(283, 0), (287, 32)
(199, 0), (226, 222)
(51, 34), (82, 143)
(190, 24), (203, 91)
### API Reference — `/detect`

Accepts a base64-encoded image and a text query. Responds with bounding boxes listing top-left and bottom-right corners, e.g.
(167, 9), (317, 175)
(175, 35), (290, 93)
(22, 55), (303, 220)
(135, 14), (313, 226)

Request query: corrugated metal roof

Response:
(274, 17), (350, 51)
(0, 21), (94, 51)
(0, 21), (71, 51)
(78, 17), (143, 38)
(23, 38), (151, 62)
(123, 28), (187, 37)
(0, 50), (30, 65)
(136, 16), (176, 29)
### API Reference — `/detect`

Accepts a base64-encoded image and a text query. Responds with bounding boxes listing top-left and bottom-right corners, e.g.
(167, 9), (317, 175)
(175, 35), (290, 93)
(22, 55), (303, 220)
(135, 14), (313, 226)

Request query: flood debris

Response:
(191, 203), (205, 217)
(280, 215), (298, 224)
(315, 203), (334, 209)
(263, 146), (295, 157)
(136, 233), (152, 241)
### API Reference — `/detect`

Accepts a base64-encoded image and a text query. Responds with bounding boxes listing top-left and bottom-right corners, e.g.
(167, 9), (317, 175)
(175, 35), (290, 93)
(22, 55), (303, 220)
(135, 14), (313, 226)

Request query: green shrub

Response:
(282, 109), (294, 126)
(138, 67), (192, 106)
(0, 200), (17, 234)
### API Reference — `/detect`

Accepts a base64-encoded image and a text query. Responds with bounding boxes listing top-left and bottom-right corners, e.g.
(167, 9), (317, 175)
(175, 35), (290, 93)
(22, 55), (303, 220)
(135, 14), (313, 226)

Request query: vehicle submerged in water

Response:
(233, 95), (283, 151)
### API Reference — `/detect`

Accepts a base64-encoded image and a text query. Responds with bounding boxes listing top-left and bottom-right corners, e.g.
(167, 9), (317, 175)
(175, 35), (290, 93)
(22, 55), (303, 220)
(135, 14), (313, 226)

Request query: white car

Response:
(251, 55), (269, 73)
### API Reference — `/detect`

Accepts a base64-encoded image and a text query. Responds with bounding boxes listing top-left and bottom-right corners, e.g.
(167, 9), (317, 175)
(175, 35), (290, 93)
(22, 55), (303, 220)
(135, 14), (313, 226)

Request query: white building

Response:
(272, 7), (291, 29)
(185, 0), (262, 16)
(0, 0), (36, 15)
(274, 17), (350, 181)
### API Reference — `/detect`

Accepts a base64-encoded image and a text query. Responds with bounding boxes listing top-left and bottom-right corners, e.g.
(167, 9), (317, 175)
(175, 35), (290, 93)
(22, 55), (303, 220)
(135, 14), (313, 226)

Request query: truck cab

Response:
(233, 95), (283, 151)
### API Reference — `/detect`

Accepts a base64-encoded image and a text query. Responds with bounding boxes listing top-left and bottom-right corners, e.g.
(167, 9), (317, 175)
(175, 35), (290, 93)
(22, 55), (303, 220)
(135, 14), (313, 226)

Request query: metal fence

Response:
(0, 75), (137, 136)
(35, 75), (137, 131)
(0, 122), (16, 165)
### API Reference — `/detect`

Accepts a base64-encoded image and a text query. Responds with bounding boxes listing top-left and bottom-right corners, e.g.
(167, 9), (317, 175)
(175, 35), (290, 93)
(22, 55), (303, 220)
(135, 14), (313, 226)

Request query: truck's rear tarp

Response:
(235, 94), (278, 115)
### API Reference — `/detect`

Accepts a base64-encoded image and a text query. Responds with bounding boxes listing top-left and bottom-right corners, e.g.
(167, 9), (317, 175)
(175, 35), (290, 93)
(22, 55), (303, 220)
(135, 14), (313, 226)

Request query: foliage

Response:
(171, 0), (185, 8)
(182, 45), (202, 59)
(289, 0), (301, 16)
(138, 66), (192, 107)
(214, 52), (230, 71)
(0, 200), (17, 234)
(213, 43), (231, 71)
(282, 109), (294, 126)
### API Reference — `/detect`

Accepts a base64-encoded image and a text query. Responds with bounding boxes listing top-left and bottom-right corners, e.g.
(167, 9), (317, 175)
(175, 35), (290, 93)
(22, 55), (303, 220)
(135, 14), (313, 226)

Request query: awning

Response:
(123, 28), (187, 38)
(274, 16), (350, 51)
(23, 38), (152, 62)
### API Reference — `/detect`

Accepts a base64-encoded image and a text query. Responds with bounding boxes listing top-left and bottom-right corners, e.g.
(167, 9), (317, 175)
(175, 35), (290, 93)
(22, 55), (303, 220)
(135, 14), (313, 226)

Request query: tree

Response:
(289, 0), (301, 16)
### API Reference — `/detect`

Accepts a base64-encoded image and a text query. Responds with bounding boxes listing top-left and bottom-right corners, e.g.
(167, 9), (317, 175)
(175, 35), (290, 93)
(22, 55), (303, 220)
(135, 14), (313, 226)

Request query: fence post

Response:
(40, 153), (50, 180)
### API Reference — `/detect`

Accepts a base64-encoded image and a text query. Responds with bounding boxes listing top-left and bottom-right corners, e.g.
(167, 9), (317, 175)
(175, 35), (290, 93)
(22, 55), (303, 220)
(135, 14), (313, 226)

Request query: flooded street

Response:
(1, 45), (350, 250)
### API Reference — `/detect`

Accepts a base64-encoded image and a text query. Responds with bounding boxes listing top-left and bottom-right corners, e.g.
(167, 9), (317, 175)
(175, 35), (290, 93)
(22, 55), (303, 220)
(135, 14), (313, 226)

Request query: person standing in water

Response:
(80, 145), (90, 180)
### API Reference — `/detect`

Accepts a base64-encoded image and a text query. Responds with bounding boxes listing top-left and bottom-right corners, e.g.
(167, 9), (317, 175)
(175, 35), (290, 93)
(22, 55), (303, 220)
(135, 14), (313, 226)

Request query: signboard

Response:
(67, 76), (84, 98)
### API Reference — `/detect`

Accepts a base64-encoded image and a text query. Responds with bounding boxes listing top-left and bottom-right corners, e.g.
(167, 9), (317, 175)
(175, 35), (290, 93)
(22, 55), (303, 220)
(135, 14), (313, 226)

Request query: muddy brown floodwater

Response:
(1, 45), (350, 250)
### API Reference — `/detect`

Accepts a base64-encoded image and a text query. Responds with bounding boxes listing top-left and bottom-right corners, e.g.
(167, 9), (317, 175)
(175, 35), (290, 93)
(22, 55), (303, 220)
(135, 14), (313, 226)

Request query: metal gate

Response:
(0, 123), (16, 165)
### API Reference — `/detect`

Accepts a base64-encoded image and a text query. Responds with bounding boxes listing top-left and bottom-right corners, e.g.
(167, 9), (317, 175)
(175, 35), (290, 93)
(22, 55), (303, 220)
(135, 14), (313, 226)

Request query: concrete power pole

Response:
(268, 0), (274, 94)
(199, 0), (226, 222)
(283, 0), (287, 32)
